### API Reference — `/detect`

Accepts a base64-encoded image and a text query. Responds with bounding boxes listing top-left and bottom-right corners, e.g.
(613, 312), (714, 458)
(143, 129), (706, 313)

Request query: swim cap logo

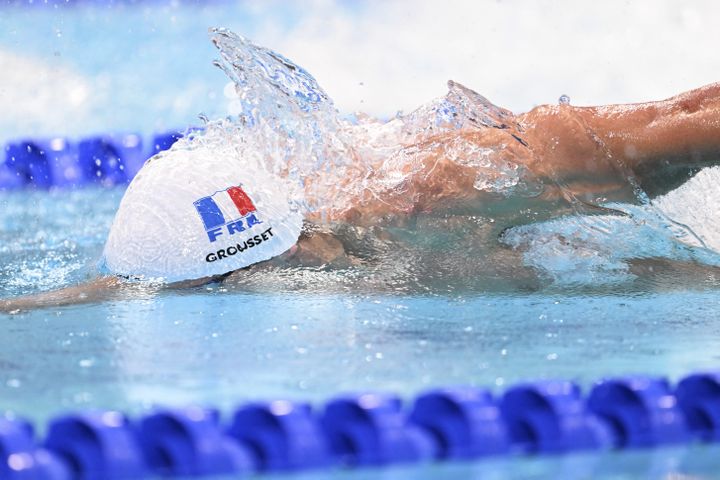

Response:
(193, 186), (263, 243)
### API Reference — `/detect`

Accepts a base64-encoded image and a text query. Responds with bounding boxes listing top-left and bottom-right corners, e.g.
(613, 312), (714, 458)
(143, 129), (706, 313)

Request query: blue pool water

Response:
(2, 188), (720, 479)
(3, 2), (720, 479)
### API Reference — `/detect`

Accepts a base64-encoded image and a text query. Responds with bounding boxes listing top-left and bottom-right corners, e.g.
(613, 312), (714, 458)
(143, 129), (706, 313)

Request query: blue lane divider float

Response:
(2, 371), (720, 479)
(677, 373), (720, 442)
(228, 401), (328, 472)
(0, 131), (186, 191)
(409, 386), (510, 459)
(501, 380), (614, 454)
(140, 407), (255, 477)
(44, 411), (144, 480)
(587, 376), (689, 448)
(322, 393), (438, 466)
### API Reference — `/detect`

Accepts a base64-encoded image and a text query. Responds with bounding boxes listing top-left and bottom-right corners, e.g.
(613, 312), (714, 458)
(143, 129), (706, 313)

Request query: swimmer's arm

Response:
(0, 274), (246, 313)
(584, 83), (720, 177)
(0, 230), (357, 312)
(0, 277), (122, 313)
(518, 82), (720, 197)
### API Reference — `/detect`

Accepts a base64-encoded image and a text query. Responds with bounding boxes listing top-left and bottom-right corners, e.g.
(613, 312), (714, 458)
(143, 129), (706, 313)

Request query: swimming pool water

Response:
(2, 188), (720, 479)
(3, 2), (720, 478)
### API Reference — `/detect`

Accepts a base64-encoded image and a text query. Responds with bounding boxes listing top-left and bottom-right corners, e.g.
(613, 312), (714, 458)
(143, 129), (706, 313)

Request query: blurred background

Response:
(1, 0), (719, 145)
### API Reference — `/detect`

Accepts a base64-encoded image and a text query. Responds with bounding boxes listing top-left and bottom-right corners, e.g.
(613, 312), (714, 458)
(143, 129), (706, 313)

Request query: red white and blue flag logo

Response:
(193, 186), (262, 242)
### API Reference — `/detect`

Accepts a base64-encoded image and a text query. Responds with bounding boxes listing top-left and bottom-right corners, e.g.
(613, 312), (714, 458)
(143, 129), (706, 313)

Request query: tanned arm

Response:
(589, 82), (720, 195)
(0, 277), (122, 313)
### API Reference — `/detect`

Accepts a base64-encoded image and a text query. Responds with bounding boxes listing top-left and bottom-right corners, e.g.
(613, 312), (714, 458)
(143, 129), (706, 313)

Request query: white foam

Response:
(502, 167), (720, 285)
(652, 166), (720, 252)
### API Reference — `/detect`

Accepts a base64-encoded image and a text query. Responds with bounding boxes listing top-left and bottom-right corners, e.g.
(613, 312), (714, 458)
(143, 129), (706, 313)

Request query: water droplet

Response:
(79, 358), (95, 368)
(558, 94), (571, 105)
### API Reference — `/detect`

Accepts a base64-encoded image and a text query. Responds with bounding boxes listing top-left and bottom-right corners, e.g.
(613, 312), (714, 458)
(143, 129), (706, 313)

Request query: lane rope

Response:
(0, 132), (183, 191)
(2, 372), (719, 478)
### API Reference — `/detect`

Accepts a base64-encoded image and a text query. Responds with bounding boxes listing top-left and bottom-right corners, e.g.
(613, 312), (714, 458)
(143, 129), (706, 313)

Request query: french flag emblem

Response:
(194, 186), (261, 242)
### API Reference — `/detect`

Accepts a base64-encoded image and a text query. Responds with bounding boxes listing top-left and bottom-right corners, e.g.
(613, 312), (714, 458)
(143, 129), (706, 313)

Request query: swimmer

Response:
(2, 81), (720, 312)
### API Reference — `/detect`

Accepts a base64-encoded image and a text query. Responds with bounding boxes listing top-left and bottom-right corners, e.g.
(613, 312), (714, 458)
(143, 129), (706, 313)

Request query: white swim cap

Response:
(101, 143), (303, 282)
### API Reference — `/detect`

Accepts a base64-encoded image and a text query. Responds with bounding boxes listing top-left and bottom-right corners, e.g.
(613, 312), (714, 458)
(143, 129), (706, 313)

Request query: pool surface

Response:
(3, 1), (720, 479)
(2, 188), (720, 479)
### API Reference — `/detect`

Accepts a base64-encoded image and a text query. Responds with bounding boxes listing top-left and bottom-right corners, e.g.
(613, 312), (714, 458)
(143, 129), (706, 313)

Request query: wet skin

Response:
(2, 82), (720, 311)
(287, 82), (720, 271)
(335, 82), (720, 227)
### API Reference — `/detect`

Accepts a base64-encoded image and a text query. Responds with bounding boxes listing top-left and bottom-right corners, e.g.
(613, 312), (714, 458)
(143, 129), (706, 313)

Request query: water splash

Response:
(170, 29), (540, 223)
(501, 168), (720, 287)
(186, 28), (356, 217)
(211, 28), (333, 115)
(133, 29), (720, 290)
(397, 80), (519, 140)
